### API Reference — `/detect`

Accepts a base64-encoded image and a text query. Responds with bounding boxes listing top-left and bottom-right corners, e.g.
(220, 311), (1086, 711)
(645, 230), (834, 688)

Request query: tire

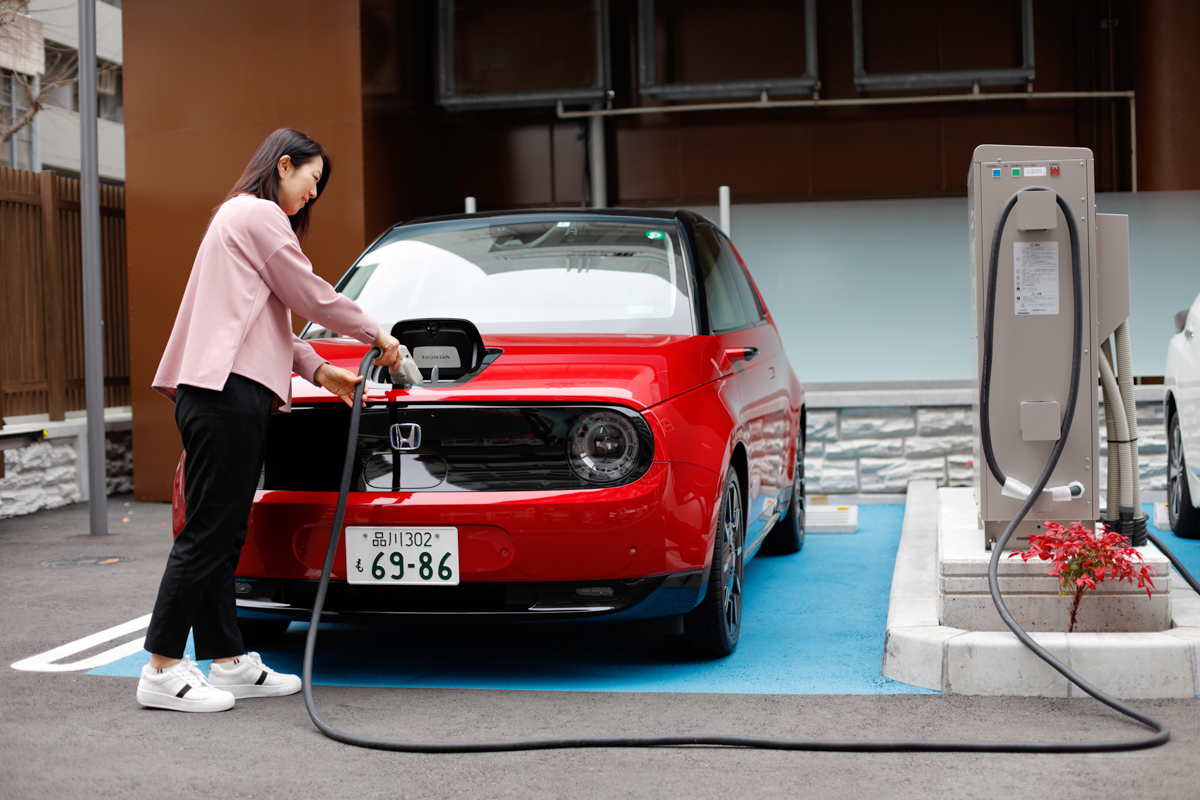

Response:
(237, 618), (291, 648)
(761, 438), (805, 555)
(678, 469), (745, 658)
(1168, 411), (1200, 539)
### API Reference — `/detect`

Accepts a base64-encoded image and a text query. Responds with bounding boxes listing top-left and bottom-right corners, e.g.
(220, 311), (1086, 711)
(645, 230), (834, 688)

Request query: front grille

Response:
(262, 404), (652, 492)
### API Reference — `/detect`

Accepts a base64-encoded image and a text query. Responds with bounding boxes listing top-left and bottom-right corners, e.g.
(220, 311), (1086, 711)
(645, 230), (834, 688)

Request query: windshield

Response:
(303, 216), (694, 338)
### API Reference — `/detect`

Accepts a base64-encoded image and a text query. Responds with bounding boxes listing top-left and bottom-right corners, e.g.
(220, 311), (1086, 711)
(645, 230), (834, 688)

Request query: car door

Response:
(693, 223), (790, 551)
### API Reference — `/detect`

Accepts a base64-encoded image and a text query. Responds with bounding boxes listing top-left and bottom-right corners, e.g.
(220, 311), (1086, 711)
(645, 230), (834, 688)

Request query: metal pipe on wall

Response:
(558, 90), (1138, 192)
(30, 74), (41, 171)
(78, 0), (107, 536)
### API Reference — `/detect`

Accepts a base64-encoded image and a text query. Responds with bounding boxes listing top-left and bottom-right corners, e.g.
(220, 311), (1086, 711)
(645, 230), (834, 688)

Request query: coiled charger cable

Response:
(301, 196), (1193, 751)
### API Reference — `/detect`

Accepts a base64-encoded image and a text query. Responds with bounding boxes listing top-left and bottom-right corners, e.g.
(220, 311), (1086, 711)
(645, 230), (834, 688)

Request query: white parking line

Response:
(11, 614), (151, 673)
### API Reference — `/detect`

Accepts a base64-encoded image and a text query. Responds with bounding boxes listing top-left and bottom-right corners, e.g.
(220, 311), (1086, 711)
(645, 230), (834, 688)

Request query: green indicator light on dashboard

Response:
(645, 230), (664, 240)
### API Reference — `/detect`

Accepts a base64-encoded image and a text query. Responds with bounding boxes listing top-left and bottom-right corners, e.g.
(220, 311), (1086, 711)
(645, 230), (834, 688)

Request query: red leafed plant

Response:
(1008, 521), (1156, 633)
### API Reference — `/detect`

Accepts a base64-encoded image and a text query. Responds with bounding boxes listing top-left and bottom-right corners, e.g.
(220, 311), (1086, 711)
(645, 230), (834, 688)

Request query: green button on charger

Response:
(1012, 168), (1021, 177)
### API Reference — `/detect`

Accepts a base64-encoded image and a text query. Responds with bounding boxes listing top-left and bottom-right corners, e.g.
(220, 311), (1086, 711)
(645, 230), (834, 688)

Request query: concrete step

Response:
(883, 481), (1200, 698)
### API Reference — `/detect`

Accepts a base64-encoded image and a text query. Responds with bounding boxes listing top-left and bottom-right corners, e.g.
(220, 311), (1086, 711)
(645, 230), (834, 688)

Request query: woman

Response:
(137, 129), (401, 712)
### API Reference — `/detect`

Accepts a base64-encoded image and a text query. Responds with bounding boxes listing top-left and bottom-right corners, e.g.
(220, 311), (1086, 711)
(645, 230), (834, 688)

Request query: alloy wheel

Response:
(1170, 418), (1184, 523)
(721, 480), (744, 636)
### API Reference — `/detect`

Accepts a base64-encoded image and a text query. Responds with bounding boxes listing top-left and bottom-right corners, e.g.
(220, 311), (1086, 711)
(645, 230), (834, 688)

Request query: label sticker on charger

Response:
(1013, 241), (1059, 316)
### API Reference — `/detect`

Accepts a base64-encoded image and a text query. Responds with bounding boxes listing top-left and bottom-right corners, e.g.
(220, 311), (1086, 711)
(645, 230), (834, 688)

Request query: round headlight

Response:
(567, 410), (641, 484)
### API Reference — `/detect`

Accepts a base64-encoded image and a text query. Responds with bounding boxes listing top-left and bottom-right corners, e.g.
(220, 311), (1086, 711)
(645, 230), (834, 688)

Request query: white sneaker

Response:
(207, 651), (302, 698)
(136, 656), (236, 713)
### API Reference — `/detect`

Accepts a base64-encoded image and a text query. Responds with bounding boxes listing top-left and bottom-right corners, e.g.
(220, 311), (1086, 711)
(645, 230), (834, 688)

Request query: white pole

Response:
(464, 196), (476, 213)
(1128, 97), (1137, 194)
(718, 185), (731, 237)
(588, 113), (607, 208)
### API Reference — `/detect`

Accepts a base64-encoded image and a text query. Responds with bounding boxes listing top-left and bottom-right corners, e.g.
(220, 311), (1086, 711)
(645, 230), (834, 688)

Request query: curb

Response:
(882, 480), (1200, 698)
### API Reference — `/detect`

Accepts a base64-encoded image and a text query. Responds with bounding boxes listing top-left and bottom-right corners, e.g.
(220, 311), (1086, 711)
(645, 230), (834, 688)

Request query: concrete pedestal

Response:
(883, 482), (1200, 698)
(939, 489), (1171, 633)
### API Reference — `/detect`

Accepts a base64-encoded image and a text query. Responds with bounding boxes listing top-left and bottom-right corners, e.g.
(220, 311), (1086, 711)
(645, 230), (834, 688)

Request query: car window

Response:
(695, 224), (759, 333)
(304, 217), (694, 338)
(724, 237), (767, 322)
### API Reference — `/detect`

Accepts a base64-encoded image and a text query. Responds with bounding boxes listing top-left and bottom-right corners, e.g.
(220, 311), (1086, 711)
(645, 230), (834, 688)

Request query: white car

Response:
(1166, 292), (1200, 537)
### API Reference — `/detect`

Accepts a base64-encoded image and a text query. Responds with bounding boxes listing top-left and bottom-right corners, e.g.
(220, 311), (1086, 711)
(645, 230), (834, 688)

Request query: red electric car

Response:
(173, 209), (806, 657)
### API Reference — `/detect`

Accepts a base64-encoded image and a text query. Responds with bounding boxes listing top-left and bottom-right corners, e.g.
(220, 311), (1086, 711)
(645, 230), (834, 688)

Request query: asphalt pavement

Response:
(4, 496), (1200, 800)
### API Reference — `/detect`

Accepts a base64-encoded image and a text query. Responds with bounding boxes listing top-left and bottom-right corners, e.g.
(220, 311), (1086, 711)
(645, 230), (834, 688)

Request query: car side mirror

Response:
(1175, 309), (1190, 334)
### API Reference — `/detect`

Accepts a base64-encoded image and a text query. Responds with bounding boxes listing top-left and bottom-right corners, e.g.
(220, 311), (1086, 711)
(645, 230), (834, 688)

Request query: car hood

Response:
(292, 334), (733, 411)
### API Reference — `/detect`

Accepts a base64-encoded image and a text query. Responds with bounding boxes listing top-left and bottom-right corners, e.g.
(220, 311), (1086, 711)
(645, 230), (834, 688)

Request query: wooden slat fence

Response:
(0, 167), (130, 420)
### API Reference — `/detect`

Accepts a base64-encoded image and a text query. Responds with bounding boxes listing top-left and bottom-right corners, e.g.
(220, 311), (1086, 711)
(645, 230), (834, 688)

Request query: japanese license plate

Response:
(344, 527), (460, 586)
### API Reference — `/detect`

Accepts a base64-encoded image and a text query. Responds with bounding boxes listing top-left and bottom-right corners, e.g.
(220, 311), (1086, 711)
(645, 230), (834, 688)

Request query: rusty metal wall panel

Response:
(650, 0), (810, 86)
(452, 0), (599, 95)
(453, 121), (555, 209)
(859, 0), (1026, 74)
(1135, 0), (1200, 191)
(354, 0), (1142, 215)
(391, 0), (1124, 211)
(808, 116), (944, 197)
(123, 0), (366, 501)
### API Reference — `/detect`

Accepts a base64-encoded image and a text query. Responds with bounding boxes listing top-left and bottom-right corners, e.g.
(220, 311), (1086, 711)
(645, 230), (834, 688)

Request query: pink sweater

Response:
(153, 194), (379, 412)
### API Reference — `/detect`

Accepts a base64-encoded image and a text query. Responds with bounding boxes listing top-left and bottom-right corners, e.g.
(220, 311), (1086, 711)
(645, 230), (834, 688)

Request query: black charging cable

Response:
(979, 187), (1082, 499)
(301, 195), (1184, 749)
(980, 189), (1200, 594)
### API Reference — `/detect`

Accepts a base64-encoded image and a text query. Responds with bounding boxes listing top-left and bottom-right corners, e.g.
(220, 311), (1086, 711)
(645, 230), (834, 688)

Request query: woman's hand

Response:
(372, 330), (402, 368)
(314, 362), (366, 407)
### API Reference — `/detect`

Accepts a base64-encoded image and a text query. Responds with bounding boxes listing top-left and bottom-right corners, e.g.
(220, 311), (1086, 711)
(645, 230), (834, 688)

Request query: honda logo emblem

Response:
(389, 423), (422, 451)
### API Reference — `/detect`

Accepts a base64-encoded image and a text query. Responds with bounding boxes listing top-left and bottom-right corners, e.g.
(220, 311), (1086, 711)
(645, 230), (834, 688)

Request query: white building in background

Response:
(0, 0), (123, 182)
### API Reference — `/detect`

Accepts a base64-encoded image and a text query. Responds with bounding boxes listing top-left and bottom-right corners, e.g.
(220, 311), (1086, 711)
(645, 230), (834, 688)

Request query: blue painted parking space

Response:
(1148, 503), (1200, 580)
(92, 504), (932, 694)
(85, 502), (1200, 695)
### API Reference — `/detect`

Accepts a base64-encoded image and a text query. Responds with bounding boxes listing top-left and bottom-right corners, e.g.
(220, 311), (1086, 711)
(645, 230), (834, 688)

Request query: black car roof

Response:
(392, 207), (706, 230)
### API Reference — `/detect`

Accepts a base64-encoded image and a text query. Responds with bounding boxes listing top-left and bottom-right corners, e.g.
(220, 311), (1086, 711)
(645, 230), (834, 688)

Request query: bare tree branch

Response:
(0, 91), (40, 141)
(1, 0), (80, 146)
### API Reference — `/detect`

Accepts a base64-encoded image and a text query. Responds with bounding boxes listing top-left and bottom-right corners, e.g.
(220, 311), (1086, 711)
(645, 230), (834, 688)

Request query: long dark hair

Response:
(224, 128), (332, 241)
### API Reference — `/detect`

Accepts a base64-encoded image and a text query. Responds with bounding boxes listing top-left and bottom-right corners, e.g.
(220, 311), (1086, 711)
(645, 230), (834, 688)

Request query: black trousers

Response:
(144, 373), (273, 660)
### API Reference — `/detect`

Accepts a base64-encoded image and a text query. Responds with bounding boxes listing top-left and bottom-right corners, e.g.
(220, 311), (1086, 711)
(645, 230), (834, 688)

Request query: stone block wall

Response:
(806, 404), (974, 494)
(106, 430), (135, 494)
(0, 439), (83, 517)
(0, 418), (134, 519)
(805, 388), (1168, 496)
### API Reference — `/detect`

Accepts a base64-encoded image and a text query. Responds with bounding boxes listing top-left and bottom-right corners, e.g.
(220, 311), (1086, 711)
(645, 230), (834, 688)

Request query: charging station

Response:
(968, 144), (1134, 549)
